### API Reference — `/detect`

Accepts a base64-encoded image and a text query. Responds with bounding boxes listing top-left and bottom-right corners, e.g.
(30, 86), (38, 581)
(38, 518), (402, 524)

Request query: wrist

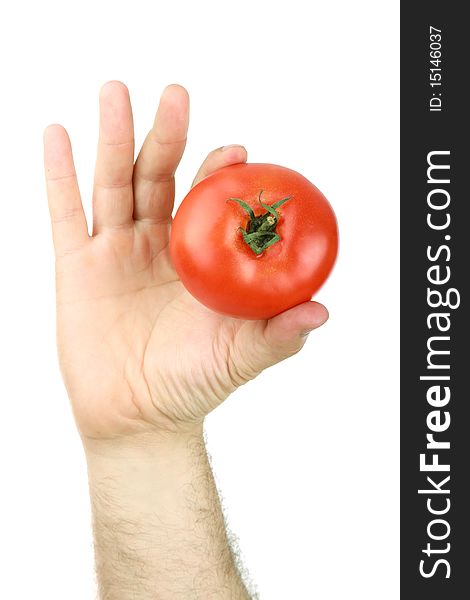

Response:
(82, 423), (204, 462)
(85, 427), (207, 519)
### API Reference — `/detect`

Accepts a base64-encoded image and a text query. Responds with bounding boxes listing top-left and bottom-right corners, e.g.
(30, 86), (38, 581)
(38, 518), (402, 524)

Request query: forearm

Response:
(85, 429), (251, 600)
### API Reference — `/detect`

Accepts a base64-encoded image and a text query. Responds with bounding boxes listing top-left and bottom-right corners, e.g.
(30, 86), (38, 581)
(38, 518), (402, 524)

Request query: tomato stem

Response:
(227, 191), (293, 255)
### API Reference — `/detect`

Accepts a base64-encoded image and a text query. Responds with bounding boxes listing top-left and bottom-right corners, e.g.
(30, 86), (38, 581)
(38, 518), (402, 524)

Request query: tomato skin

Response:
(170, 163), (338, 320)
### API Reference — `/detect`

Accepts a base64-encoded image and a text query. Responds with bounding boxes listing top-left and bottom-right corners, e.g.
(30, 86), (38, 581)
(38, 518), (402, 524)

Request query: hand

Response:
(44, 81), (328, 442)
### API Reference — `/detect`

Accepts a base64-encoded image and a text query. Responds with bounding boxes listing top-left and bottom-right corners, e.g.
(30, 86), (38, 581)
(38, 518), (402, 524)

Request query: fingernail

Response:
(221, 144), (244, 151)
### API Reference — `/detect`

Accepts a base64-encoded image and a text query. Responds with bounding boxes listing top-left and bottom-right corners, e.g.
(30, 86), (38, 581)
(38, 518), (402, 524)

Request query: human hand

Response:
(44, 82), (329, 443)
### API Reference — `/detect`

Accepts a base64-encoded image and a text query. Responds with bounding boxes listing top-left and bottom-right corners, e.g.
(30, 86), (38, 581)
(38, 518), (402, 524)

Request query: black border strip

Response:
(400, 4), (468, 598)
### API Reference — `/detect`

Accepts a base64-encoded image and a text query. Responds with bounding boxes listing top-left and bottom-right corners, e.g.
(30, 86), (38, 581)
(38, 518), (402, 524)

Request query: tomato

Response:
(170, 163), (338, 320)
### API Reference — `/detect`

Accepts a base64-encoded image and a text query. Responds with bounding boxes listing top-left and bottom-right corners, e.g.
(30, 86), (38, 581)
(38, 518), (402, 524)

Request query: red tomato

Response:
(170, 163), (338, 320)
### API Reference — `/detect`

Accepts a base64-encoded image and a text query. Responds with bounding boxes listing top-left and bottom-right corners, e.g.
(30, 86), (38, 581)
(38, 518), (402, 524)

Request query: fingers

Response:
(133, 85), (189, 223)
(263, 301), (329, 358)
(92, 81), (135, 233)
(44, 125), (89, 257)
(192, 145), (247, 187)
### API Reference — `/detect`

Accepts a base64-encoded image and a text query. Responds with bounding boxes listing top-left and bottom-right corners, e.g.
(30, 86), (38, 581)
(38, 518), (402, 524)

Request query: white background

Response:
(1, 1), (399, 598)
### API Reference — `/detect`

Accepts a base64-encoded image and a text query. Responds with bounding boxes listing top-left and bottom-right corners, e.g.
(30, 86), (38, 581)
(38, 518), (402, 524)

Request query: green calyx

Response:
(227, 190), (292, 255)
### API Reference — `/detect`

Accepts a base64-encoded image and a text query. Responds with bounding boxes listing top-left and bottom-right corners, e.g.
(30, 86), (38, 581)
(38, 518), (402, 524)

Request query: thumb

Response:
(232, 301), (329, 386)
(262, 301), (329, 362)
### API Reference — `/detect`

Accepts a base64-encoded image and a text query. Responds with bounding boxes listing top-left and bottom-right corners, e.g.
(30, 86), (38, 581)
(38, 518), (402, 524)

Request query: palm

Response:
(45, 82), (327, 440)
(57, 224), (262, 438)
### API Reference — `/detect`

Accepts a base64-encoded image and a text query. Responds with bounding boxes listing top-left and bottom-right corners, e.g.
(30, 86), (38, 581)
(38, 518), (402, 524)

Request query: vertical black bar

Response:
(401, 3), (469, 598)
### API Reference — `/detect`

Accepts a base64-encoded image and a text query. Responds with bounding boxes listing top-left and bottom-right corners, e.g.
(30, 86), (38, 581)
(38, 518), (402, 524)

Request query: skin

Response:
(43, 81), (329, 599)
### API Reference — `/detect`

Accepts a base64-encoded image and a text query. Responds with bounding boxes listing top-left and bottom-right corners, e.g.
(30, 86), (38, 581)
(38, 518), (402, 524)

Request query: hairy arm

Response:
(86, 431), (251, 600)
